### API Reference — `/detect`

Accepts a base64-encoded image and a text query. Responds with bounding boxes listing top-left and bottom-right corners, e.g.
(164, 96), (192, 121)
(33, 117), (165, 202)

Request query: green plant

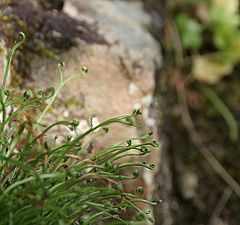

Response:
(175, 0), (240, 84)
(0, 33), (161, 225)
(173, 0), (240, 140)
(176, 13), (203, 50)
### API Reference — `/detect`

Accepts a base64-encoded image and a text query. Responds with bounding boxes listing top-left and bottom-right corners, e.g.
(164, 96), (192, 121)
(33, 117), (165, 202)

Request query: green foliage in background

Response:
(176, 13), (203, 50)
(176, 0), (240, 49)
(0, 33), (160, 225)
(173, 0), (240, 141)
(175, 0), (240, 67)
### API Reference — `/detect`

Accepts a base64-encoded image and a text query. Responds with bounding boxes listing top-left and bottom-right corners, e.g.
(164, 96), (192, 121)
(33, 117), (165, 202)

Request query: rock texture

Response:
(23, 0), (162, 151)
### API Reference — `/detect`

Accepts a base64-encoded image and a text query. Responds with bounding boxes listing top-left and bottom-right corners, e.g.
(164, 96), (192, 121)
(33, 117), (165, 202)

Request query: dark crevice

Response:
(0, 0), (108, 80)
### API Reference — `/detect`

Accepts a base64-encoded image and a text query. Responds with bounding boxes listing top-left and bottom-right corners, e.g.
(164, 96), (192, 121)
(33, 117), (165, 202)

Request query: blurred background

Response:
(0, 0), (240, 224)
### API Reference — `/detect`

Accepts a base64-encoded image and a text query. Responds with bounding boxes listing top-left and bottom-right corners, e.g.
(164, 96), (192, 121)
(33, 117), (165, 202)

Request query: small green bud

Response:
(127, 140), (132, 146)
(149, 217), (155, 223)
(133, 109), (142, 116)
(4, 90), (10, 96)
(18, 32), (25, 41)
(153, 200), (162, 204)
(152, 140), (159, 147)
(136, 186), (144, 195)
(132, 170), (139, 178)
(148, 163), (155, 170)
(148, 131), (153, 136)
(72, 120), (79, 127)
(37, 90), (43, 96)
(140, 146), (149, 154)
(81, 66), (88, 74)
(67, 136), (72, 141)
(43, 87), (55, 99)
(136, 109), (142, 115)
(58, 61), (65, 67)
(23, 91), (30, 99)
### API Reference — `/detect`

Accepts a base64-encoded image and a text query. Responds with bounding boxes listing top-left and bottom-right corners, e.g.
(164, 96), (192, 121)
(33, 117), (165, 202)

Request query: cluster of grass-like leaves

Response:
(0, 33), (161, 225)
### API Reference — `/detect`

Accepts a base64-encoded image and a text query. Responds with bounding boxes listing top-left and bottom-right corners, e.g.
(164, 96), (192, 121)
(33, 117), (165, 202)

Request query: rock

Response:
(64, 0), (161, 70)
(25, 0), (162, 146)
